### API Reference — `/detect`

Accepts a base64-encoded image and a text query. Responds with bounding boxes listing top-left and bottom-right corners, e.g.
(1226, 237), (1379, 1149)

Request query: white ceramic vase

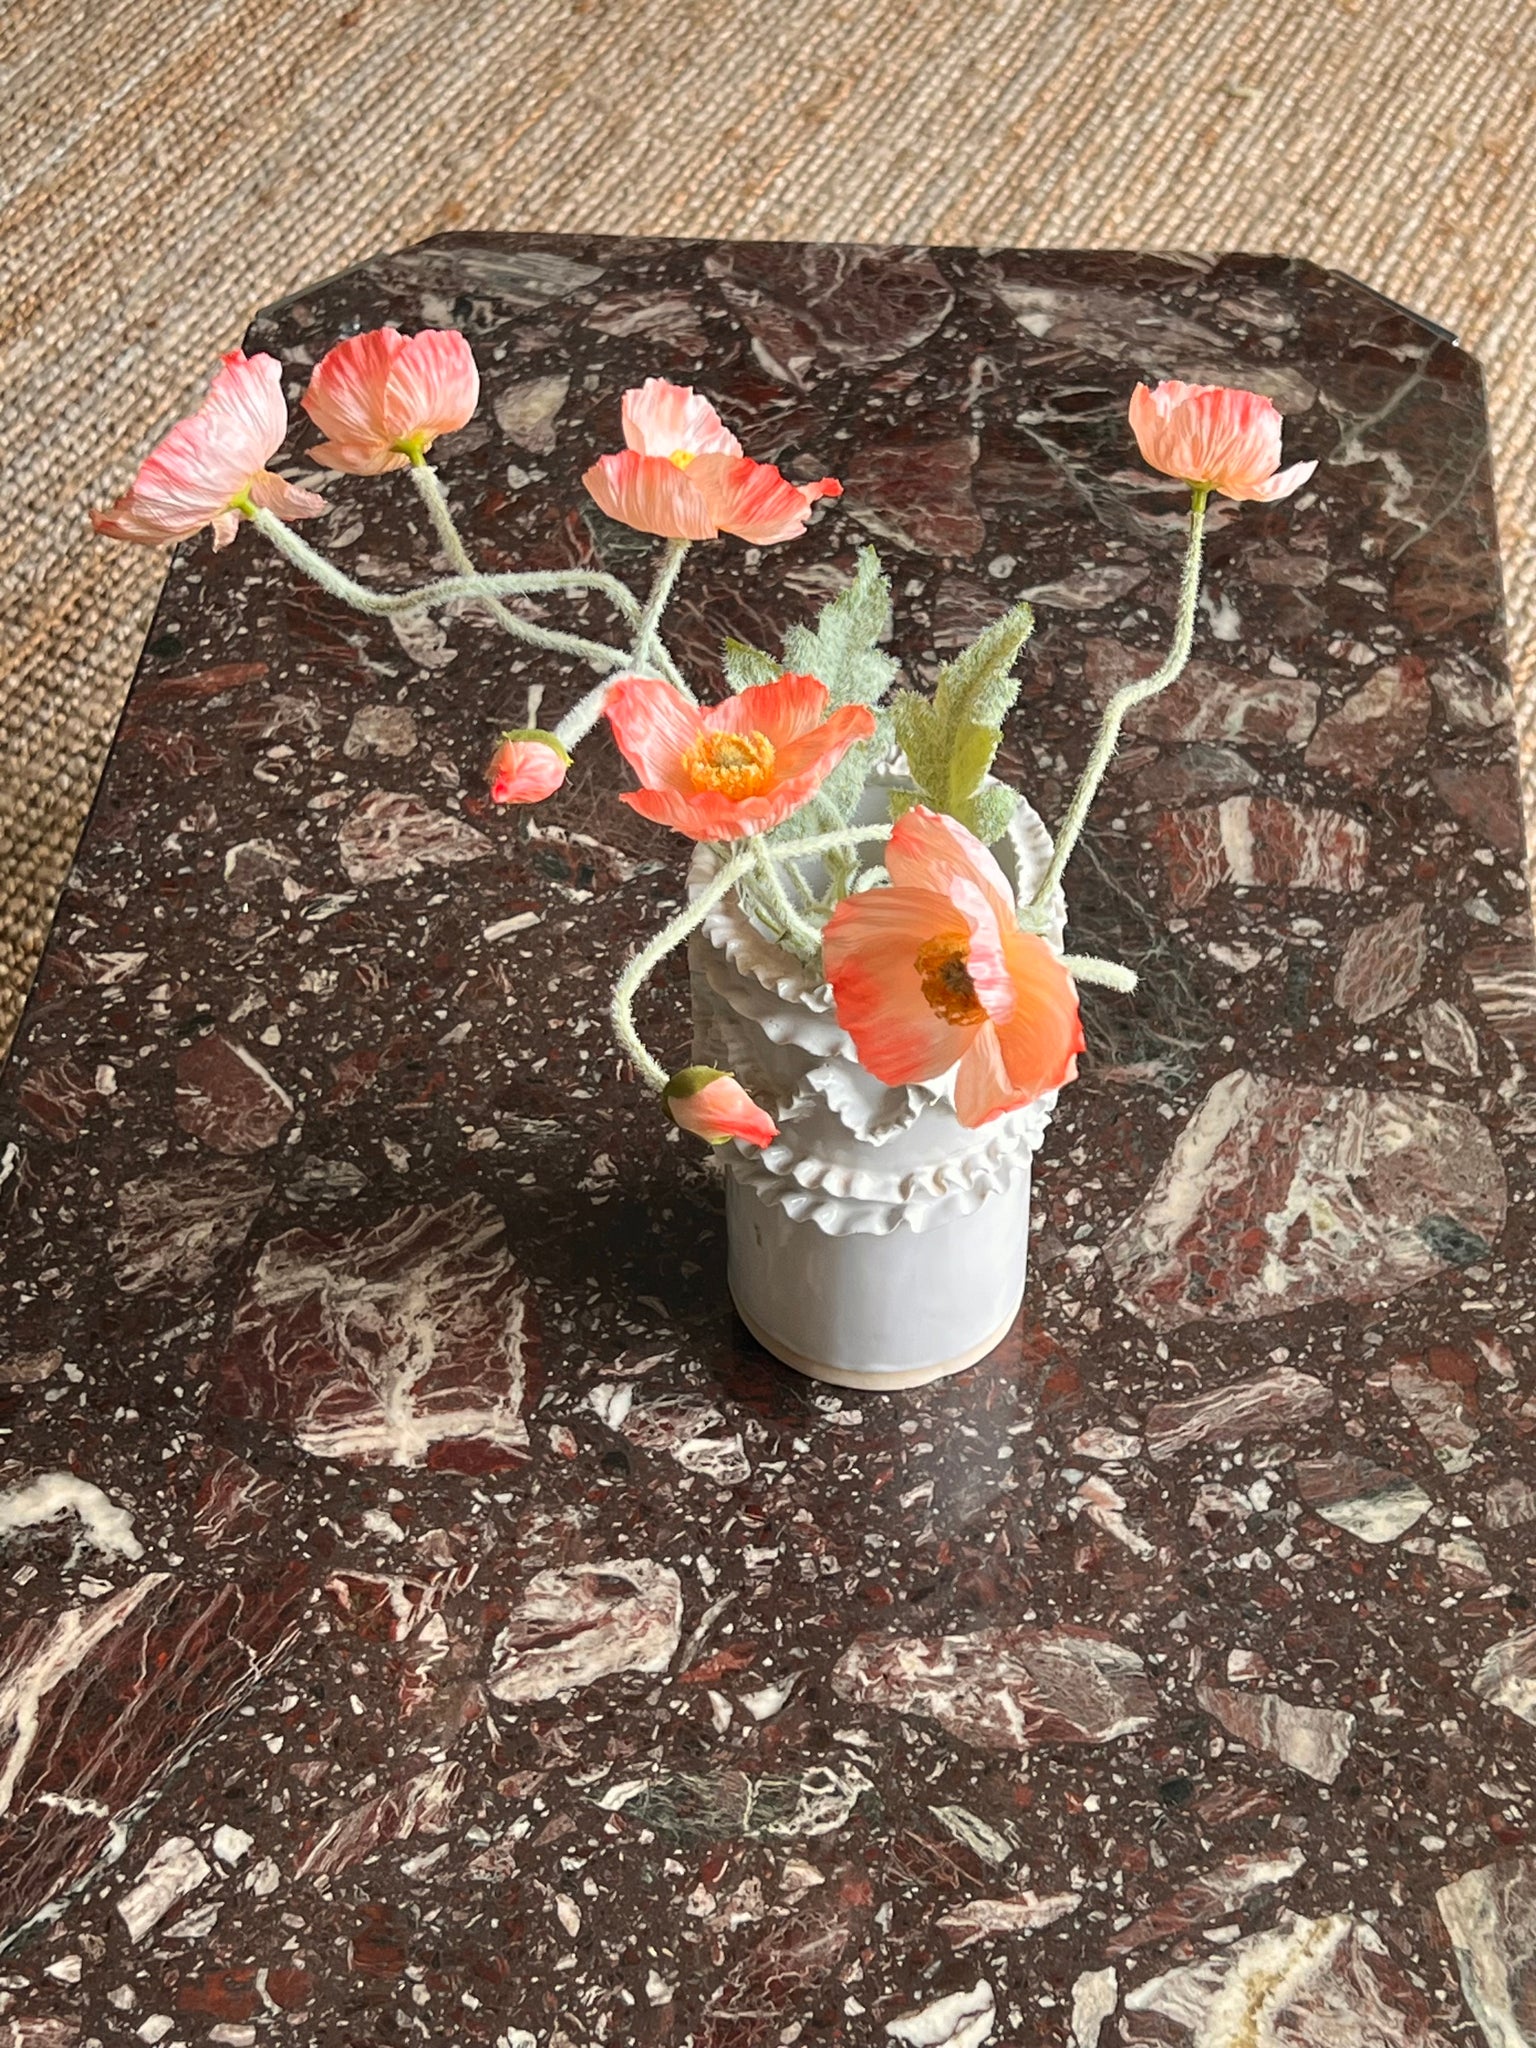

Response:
(687, 777), (1068, 1390)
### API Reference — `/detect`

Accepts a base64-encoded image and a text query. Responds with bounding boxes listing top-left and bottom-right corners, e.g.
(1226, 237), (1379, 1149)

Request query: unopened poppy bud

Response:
(487, 729), (572, 806)
(663, 1066), (778, 1148)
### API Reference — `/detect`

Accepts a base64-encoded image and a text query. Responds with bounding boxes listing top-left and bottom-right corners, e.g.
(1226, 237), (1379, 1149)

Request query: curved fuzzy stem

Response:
(770, 822), (894, 865)
(610, 823), (894, 1090)
(547, 539), (702, 748)
(247, 505), (641, 669)
(554, 678), (622, 752)
(611, 848), (756, 1089)
(1028, 485), (1209, 918)
(783, 854), (819, 912)
(410, 460), (481, 576)
(806, 791), (857, 901)
(632, 538), (691, 693)
(750, 841), (822, 962)
(1061, 953), (1139, 993)
(409, 461), (549, 646)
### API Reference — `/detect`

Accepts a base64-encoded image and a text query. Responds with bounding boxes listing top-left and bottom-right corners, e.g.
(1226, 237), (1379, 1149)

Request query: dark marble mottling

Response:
(0, 232), (1530, 2047)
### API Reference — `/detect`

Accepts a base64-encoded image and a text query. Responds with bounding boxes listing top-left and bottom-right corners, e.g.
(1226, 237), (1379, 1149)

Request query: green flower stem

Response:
(1061, 953), (1139, 993)
(409, 460), (553, 646)
(247, 505), (641, 670)
(554, 678), (621, 752)
(549, 539), (702, 749)
(611, 848), (756, 1090)
(783, 855), (819, 912)
(609, 822), (893, 1091)
(798, 791), (856, 902)
(770, 822), (894, 865)
(631, 538), (692, 694)
(409, 459), (479, 575)
(750, 840), (822, 962)
(1027, 485), (1209, 920)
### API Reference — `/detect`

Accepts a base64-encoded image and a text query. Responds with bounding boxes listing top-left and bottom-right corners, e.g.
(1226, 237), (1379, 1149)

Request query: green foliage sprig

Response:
(889, 602), (1035, 843)
(722, 546), (898, 824)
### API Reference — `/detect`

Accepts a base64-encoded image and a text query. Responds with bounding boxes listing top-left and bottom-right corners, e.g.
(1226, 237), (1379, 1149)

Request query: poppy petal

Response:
(603, 673), (706, 793)
(303, 328), (407, 451)
(246, 471), (329, 522)
(1244, 459), (1318, 504)
(386, 328), (479, 445)
(685, 453), (840, 544)
(582, 451), (719, 540)
(765, 703), (879, 788)
(823, 886), (975, 1083)
(885, 806), (1016, 924)
(702, 672), (829, 745)
(987, 929), (1085, 1112)
(198, 351), (289, 472)
(953, 1024), (1018, 1127)
(622, 378), (741, 460)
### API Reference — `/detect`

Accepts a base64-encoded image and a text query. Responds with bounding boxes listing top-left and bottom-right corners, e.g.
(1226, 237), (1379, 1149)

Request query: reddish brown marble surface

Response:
(0, 233), (1531, 2047)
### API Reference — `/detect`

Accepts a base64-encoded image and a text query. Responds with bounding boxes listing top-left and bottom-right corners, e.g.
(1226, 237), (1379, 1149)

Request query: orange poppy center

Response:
(668, 449), (696, 468)
(914, 935), (988, 1027)
(682, 728), (777, 801)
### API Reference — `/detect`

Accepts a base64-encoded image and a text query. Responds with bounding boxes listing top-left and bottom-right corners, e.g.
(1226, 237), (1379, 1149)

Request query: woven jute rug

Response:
(4, 0), (1535, 1050)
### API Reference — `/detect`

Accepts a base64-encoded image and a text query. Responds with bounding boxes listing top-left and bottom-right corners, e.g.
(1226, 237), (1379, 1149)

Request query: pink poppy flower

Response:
(301, 326), (480, 474)
(823, 806), (1084, 1129)
(1128, 380), (1317, 503)
(91, 351), (327, 550)
(664, 1066), (778, 1148)
(604, 671), (876, 842)
(582, 377), (841, 543)
(487, 730), (571, 805)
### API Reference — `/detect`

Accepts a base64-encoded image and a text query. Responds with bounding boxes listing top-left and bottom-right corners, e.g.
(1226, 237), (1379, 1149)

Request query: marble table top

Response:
(1, 233), (1532, 2048)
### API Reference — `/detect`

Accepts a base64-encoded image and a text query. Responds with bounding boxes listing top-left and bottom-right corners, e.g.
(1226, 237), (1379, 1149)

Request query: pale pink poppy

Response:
(487, 730), (571, 805)
(823, 806), (1084, 1128)
(91, 351), (327, 550)
(604, 671), (875, 842)
(582, 377), (841, 543)
(302, 326), (480, 474)
(664, 1066), (778, 1148)
(1128, 380), (1317, 502)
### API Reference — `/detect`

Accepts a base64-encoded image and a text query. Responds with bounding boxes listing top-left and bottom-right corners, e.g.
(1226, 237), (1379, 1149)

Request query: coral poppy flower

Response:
(487, 730), (571, 805)
(91, 351), (327, 550)
(302, 326), (480, 474)
(604, 671), (875, 841)
(1128, 380), (1317, 503)
(823, 807), (1084, 1128)
(582, 377), (841, 544)
(664, 1065), (778, 1147)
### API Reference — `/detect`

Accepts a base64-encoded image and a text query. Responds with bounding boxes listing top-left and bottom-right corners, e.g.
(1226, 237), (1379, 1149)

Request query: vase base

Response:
(732, 1296), (1018, 1391)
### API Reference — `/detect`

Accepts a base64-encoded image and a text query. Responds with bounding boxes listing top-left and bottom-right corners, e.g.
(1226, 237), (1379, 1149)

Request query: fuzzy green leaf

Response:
(930, 602), (1035, 745)
(890, 689), (948, 800)
(947, 720), (1002, 805)
(883, 603), (1034, 834)
(959, 781), (1019, 846)
(813, 709), (894, 824)
(779, 547), (899, 710)
(722, 636), (781, 694)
